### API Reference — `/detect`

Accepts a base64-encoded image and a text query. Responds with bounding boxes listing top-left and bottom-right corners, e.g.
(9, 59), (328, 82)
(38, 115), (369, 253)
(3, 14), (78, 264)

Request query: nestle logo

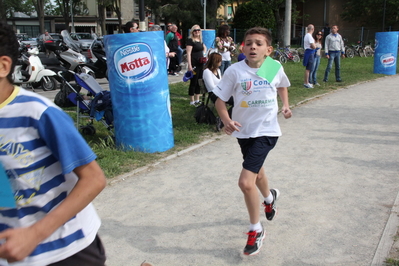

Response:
(114, 43), (154, 80)
(380, 53), (396, 68)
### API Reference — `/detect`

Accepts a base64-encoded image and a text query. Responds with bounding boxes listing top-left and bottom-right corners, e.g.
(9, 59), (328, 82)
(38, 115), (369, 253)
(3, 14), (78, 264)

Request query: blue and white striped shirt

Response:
(0, 87), (101, 266)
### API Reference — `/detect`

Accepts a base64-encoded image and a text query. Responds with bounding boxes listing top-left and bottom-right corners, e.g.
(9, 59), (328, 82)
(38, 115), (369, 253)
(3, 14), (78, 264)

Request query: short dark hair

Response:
(0, 21), (19, 83)
(124, 21), (138, 33)
(244, 27), (272, 46)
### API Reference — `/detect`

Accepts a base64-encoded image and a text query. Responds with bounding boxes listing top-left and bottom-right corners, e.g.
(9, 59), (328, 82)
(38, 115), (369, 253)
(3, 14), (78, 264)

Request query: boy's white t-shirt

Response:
(213, 59), (290, 139)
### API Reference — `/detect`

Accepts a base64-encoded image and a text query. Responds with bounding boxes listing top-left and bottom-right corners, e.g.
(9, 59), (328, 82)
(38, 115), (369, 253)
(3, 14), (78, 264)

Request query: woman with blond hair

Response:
(186, 24), (207, 106)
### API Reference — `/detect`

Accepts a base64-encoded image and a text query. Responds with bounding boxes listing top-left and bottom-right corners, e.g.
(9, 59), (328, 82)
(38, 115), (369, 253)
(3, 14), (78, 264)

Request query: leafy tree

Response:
(233, 0), (275, 31)
(52, 0), (89, 31)
(0, 0), (36, 19)
(341, 0), (399, 30)
(233, 0), (303, 45)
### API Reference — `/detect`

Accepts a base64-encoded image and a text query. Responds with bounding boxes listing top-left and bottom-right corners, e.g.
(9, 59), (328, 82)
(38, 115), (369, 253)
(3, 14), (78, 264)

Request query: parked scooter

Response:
(44, 30), (95, 80)
(13, 46), (58, 91)
(88, 37), (108, 80)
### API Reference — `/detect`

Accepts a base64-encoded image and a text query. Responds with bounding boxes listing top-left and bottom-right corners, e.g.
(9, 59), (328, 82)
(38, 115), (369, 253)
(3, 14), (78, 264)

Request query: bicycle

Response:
(351, 41), (366, 57)
(272, 44), (287, 63)
(363, 42), (374, 57)
(273, 43), (300, 63)
(283, 46), (300, 63)
(343, 38), (354, 58)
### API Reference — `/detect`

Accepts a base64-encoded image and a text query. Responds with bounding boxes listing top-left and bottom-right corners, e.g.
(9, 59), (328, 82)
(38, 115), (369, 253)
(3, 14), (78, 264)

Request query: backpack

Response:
(194, 100), (216, 125)
(54, 82), (79, 107)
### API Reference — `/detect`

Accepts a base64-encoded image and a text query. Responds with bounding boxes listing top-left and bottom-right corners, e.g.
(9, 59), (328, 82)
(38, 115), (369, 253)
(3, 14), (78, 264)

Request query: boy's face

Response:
(243, 34), (273, 67)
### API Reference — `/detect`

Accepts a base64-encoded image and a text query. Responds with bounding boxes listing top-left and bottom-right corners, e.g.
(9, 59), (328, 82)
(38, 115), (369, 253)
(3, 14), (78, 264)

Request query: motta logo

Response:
(380, 53), (396, 68)
(114, 43), (154, 80)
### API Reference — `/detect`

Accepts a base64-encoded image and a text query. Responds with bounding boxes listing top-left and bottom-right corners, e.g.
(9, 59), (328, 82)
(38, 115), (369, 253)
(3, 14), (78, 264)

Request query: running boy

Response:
(213, 27), (292, 255)
(0, 22), (107, 265)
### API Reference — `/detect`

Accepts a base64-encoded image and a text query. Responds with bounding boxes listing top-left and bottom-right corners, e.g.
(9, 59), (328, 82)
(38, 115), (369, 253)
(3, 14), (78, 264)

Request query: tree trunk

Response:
(273, 8), (284, 45)
(208, 0), (219, 29)
(112, 0), (123, 33)
(32, 0), (45, 34)
(0, 0), (6, 21)
(98, 4), (106, 35)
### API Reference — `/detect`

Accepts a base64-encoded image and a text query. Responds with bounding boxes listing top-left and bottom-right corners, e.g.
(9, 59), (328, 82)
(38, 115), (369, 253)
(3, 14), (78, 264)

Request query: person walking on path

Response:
(309, 30), (323, 86)
(303, 24), (316, 88)
(323, 25), (345, 82)
(0, 22), (107, 266)
(213, 27), (292, 256)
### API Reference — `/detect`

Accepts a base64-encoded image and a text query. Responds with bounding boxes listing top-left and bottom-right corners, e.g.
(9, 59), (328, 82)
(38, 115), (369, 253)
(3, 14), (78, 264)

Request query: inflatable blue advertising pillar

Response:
(373, 32), (399, 75)
(202, 29), (216, 52)
(104, 31), (174, 153)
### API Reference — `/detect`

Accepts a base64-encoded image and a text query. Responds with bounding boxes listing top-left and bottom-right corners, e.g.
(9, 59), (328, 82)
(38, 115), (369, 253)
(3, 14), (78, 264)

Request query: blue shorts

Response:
(303, 49), (315, 70)
(237, 136), (278, 174)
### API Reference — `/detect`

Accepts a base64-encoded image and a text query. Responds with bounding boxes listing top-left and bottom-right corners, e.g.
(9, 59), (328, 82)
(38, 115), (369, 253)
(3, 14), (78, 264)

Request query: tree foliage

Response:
(233, 0), (275, 30)
(52, 0), (89, 31)
(0, 0), (36, 19)
(341, 0), (399, 29)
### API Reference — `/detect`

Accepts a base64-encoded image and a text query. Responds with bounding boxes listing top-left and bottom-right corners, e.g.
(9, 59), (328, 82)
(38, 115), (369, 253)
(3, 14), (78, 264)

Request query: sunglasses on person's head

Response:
(193, 29), (201, 32)
(316, 33), (322, 35)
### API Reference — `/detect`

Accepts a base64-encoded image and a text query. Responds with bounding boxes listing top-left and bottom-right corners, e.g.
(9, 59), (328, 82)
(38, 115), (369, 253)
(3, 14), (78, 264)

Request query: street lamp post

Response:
(203, 0), (206, 29)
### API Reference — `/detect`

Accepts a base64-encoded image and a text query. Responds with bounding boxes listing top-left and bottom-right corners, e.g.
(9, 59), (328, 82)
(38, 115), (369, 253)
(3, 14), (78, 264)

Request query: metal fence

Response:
(230, 26), (399, 48)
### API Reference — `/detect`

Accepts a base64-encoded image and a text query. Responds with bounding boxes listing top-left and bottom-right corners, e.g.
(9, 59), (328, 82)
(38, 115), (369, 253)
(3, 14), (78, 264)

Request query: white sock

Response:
(190, 101), (195, 105)
(264, 192), (273, 204)
(249, 222), (262, 233)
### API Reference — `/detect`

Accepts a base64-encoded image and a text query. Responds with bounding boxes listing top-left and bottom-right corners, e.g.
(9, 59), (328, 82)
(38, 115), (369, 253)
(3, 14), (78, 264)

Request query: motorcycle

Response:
(13, 44), (58, 91)
(44, 30), (95, 80)
(87, 37), (108, 80)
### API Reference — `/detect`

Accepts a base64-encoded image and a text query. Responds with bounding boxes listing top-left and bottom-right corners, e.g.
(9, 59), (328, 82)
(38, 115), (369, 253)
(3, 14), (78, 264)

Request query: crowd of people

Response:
(1, 18), (350, 264)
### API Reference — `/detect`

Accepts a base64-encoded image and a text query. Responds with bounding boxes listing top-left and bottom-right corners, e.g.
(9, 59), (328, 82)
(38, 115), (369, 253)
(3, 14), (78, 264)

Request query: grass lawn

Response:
(75, 56), (393, 179)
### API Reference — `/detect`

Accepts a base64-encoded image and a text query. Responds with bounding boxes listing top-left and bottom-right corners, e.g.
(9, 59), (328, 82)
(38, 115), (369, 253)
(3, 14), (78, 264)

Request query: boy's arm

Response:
(0, 160), (107, 262)
(215, 98), (241, 135)
(277, 87), (292, 119)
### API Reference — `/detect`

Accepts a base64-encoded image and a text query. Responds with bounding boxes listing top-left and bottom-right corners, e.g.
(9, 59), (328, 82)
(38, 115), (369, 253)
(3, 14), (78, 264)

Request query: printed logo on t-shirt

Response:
(240, 80), (252, 96)
(240, 99), (275, 108)
(241, 78), (272, 96)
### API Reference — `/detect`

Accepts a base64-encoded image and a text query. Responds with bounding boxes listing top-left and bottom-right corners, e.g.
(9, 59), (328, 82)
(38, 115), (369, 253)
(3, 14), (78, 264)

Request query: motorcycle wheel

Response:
(41, 76), (58, 91)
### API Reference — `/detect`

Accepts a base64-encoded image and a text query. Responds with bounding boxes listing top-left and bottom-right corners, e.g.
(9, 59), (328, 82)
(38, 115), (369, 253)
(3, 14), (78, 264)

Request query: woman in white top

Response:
(203, 52), (234, 107)
(203, 52), (222, 103)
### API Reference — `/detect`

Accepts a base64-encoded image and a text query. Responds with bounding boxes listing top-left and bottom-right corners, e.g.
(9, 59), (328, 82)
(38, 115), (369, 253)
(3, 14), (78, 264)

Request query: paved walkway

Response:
(91, 75), (399, 265)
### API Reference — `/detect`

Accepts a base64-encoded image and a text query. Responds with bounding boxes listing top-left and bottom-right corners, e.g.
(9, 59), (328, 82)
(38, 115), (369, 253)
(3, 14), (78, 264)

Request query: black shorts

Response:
(237, 136), (278, 174)
(47, 234), (106, 266)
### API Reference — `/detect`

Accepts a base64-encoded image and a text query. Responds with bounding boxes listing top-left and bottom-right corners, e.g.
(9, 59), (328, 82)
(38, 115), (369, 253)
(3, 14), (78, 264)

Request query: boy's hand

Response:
(0, 227), (41, 262)
(281, 107), (292, 119)
(224, 120), (241, 135)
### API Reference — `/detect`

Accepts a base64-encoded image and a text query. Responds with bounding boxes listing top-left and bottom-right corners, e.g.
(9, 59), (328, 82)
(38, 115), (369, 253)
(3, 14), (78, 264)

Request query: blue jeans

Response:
(324, 52), (341, 81)
(309, 55), (320, 84)
(220, 60), (231, 75)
